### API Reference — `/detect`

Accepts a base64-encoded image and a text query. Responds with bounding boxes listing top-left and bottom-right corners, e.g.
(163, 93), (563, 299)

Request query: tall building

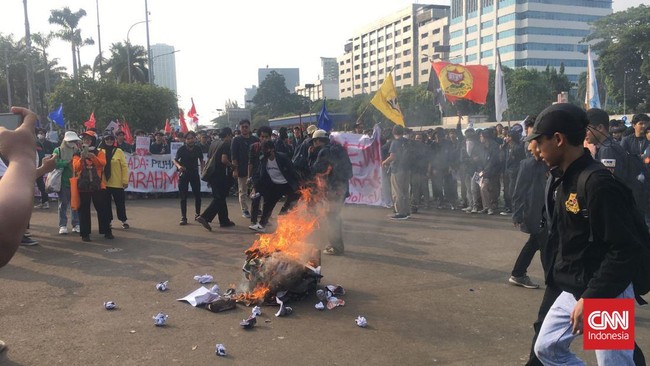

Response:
(258, 68), (300, 90)
(321, 57), (339, 81)
(151, 43), (178, 93)
(244, 85), (258, 109)
(338, 4), (449, 99)
(448, 0), (612, 82)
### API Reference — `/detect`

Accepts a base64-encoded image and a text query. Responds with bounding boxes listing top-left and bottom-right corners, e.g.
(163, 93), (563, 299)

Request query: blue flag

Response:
(317, 99), (332, 132)
(48, 104), (64, 128)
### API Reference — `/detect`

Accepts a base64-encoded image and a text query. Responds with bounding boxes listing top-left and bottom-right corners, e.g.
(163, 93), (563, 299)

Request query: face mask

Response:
(37, 134), (45, 140)
(66, 142), (77, 149)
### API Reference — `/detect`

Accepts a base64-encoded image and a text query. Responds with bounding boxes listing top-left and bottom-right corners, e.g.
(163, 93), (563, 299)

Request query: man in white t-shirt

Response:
(248, 140), (300, 232)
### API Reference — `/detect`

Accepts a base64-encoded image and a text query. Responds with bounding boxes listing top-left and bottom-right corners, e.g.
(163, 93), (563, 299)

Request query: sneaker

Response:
(179, 217), (188, 226)
(0, 339), (6, 354)
(21, 236), (38, 246)
(104, 233), (115, 239)
(508, 275), (539, 289)
(33, 203), (43, 209)
(81, 236), (92, 242)
(24, 231), (32, 237)
(42, 202), (49, 209)
(72, 225), (80, 233)
(470, 208), (479, 214)
(500, 211), (512, 216)
(195, 216), (212, 231)
(389, 214), (409, 220)
(242, 210), (251, 219)
(323, 246), (343, 255)
(248, 223), (266, 233)
(59, 226), (68, 235)
(487, 209), (495, 215)
(121, 221), (130, 229)
(220, 221), (236, 228)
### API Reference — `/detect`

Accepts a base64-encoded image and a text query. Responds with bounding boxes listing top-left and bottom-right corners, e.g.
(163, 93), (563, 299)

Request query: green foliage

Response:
(48, 78), (177, 131)
(586, 4), (650, 112)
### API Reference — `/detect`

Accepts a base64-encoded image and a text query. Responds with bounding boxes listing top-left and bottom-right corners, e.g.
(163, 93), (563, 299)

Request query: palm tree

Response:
(104, 42), (148, 83)
(31, 31), (56, 94)
(48, 7), (87, 79)
(73, 29), (94, 76)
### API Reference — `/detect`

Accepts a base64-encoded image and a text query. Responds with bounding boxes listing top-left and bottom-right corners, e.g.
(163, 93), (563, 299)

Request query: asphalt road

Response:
(1, 197), (648, 365)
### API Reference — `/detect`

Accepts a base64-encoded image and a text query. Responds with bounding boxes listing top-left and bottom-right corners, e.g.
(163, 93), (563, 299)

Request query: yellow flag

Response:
(370, 73), (405, 127)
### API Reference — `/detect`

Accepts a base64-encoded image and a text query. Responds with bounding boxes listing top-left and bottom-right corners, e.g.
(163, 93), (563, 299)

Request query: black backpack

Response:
(577, 163), (650, 303)
(77, 158), (102, 192)
(327, 143), (353, 182)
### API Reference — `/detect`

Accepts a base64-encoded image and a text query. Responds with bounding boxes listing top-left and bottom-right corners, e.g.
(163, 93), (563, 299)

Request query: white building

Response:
(151, 43), (178, 93)
(338, 4), (449, 99)
(448, 0), (612, 81)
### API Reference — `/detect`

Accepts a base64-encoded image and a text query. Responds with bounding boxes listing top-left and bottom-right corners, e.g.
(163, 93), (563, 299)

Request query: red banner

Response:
(432, 62), (489, 105)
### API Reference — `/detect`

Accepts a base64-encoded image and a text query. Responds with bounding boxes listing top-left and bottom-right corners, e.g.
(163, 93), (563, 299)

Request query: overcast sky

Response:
(0, 0), (644, 123)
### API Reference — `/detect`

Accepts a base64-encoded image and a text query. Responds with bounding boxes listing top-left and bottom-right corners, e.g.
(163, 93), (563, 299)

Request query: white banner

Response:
(126, 153), (210, 193)
(331, 125), (383, 206)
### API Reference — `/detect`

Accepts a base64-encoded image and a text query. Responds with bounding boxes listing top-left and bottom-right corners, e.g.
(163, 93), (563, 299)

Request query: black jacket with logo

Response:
(544, 151), (645, 299)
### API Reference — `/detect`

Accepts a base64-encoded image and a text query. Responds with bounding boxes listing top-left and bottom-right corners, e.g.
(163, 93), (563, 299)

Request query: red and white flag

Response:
(84, 112), (96, 130)
(187, 98), (199, 130)
(179, 109), (189, 133)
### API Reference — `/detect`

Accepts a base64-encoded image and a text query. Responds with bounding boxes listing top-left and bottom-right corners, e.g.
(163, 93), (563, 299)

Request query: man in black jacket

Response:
(248, 140), (300, 233)
(527, 103), (646, 365)
(478, 129), (501, 215)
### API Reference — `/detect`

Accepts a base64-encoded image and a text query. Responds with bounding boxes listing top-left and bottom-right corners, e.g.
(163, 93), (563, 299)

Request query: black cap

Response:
(524, 103), (588, 142)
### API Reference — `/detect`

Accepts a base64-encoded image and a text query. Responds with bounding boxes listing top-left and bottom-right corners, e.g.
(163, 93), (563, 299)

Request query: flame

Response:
(234, 282), (271, 305)
(244, 175), (328, 262)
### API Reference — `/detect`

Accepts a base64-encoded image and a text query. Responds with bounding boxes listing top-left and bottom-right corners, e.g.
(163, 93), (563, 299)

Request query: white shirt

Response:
(266, 158), (287, 184)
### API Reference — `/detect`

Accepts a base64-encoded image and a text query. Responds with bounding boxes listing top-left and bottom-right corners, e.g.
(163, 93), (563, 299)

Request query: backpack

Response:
(327, 143), (353, 182)
(77, 158), (102, 192)
(577, 163), (650, 303)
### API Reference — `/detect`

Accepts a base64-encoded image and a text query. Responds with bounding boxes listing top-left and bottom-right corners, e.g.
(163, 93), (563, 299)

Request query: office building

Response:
(338, 4), (449, 99)
(448, 0), (612, 81)
(321, 57), (339, 81)
(151, 43), (178, 94)
(295, 57), (341, 101)
(258, 68), (300, 90)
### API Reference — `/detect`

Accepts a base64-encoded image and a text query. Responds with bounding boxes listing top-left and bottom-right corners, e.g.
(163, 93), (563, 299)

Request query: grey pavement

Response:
(1, 198), (648, 365)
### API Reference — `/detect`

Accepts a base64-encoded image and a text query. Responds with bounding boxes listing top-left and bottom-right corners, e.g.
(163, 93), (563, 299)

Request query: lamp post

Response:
(145, 0), (152, 84)
(126, 20), (147, 83)
(623, 70), (627, 116)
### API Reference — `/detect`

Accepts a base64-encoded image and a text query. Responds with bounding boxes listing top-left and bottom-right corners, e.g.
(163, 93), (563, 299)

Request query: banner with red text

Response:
(125, 153), (211, 193)
(331, 125), (383, 206)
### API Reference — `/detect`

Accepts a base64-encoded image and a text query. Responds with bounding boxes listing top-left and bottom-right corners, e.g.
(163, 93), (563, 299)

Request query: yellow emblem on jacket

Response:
(565, 193), (580, 214)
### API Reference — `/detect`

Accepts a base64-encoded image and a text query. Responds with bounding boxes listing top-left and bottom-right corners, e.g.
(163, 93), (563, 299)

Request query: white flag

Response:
(495, 50), (508, 123)
(585, 45), (601, 109)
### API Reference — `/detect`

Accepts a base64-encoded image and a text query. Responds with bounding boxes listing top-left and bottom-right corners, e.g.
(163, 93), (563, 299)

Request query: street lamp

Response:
(623, 70), (628, 116)
(127, 20), (147, 83)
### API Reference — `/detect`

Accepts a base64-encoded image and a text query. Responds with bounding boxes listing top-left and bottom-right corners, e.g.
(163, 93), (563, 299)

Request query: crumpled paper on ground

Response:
(193, 274), (213, 284)
(153, 312), (168, 326)
(240, 315), (257, 329)
(215, 343), (226, 356)
(275, 296), (293, 317)
(355, 316), (368, 328)
(104, 301), (116, 310)
(156, 281), (169, 291)
(252, 306), (262, 316)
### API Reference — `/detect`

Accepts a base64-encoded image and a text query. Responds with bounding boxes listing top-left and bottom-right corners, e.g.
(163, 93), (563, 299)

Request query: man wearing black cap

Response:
(115, 130), (132, 154)
(150, 132), (169, 155)
(527, 103), (647, 364)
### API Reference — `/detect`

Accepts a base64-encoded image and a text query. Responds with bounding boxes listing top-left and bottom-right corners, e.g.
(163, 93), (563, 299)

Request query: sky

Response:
(0, 0), (644, 124)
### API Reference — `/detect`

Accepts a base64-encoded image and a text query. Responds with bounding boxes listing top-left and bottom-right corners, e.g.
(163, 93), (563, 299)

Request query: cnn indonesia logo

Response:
(583, 299), (635, 350)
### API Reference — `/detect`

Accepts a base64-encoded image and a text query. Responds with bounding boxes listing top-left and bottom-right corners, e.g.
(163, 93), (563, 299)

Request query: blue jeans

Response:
(58, 186), (79, 228)
(534, 284), (635, 365)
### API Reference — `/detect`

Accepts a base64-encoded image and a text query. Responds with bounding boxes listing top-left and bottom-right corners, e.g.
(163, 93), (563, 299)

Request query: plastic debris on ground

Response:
(215, 343), (226, 357)
(355, 316), (368, 328)
(326, 285), (345, 297)
(153, 312), (168, 326)
(240, 315), (257, 329)
(156, 281), (169, 291)
(275, 295), (293, 317)
(206, 298), (236, 313)
(326, 297), (345, 310)
(209, 284), (220, 295)
(193, 274), (213, 284)
(314, 302), (325, 310)
(104, 301), (116, 310)
(252, 306), (262, 316)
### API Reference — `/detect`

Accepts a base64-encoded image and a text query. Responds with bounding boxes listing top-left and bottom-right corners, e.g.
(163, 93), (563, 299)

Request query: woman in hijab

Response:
(53, 131), (81, 235)
(73, 130), (111, 241)
(99, 132), (130, 229)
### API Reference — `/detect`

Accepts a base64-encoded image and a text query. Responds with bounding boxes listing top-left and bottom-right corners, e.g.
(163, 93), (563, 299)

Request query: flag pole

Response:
(355, 102), (372, 124)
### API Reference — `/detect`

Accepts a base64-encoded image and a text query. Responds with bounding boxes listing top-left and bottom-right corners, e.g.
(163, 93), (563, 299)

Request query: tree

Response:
(585, 4), (650, 113)
(102, 42), (148, 83)
(48, 7), (87, 80)
(252, 71), (292, 118)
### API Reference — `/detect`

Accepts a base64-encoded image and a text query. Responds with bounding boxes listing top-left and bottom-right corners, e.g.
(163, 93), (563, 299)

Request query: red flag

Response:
(120, 120), (134, 144)
(432, 62), (489, 105)
(187, 98), (199, 127)
(84, 112), (96, 130)
(164, 119), (172, 134)
(179, 109), (188, 133)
